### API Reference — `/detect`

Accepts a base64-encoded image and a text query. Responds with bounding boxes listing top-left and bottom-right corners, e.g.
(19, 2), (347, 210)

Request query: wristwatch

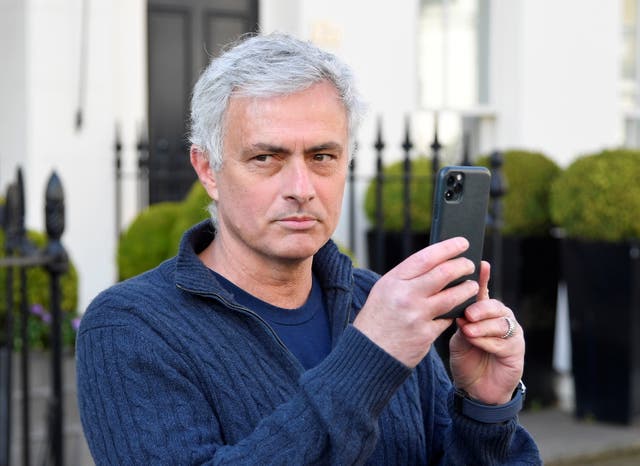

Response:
(454, 380), (526, 423)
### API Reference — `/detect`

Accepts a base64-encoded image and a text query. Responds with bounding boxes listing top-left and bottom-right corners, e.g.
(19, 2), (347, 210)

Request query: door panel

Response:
(147, 0), (258, 204)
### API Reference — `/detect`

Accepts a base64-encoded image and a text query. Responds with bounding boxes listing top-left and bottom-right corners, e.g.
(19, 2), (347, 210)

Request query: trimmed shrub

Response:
(117, 202), (183, 280)
(477, 150), (561, 236)
(168, 182), (211, 248)
(549, 149), (640, 242)
(0, 229), (79, 350)
(363, 156), (433, 231)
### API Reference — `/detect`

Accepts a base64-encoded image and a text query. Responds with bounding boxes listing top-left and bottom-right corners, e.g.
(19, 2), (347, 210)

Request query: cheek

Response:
(320, 180), (346, 216)
(225, 182), (273, 217)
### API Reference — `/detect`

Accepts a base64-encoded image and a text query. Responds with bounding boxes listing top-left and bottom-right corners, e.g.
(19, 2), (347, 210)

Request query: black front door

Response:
(147, 0), (258, 204)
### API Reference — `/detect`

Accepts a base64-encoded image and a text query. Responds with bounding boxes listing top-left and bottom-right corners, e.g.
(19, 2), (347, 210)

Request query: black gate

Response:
(0, 169), (69, 466)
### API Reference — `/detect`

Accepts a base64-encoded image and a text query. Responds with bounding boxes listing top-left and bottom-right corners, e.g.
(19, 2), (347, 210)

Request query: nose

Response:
(283, 157), (316, 204)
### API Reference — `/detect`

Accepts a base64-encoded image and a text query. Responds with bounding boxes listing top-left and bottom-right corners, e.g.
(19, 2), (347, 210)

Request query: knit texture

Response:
(76, 220), (542, 465)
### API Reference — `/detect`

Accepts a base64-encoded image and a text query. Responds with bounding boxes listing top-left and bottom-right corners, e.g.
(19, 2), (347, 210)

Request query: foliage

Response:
(118, 182), (212, 280)
(363, 156), (433, 231)
(549, 149), (640, 241)
(476, 150), (561, 236)
(0, 229), (80, 351)
(117, 201), (183, 281)
(168, 182), (211, 248)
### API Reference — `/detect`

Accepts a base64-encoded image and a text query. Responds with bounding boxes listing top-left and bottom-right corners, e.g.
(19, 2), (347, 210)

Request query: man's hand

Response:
(449, 261), (525, 405)
(353, 237), (479, 368)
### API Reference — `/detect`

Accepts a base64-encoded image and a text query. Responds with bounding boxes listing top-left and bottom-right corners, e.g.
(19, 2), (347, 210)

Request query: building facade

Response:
(0, 0), (627, 311)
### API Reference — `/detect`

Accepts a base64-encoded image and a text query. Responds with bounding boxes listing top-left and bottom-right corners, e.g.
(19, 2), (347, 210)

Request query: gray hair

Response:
(189, 33), (366, 227)
(190, 33), (365, 169)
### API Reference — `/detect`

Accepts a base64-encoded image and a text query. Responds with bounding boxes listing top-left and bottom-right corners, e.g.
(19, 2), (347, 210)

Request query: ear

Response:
(190, 145), (219, 201)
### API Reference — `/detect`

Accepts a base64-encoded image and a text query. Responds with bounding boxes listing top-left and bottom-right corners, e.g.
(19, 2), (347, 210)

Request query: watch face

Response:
(518, 380), (527, 396)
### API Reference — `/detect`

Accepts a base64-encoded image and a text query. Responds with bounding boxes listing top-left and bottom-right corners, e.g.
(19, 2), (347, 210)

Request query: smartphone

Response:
(429, 166), (491, 319)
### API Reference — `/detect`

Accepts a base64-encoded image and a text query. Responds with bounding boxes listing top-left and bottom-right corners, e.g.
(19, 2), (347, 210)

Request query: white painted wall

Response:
(491, 0), (621, 166)
(0, 0), (146, 311)
(0, 0), (27, 190)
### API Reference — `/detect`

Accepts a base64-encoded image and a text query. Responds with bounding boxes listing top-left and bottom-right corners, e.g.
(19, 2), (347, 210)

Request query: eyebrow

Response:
(248, 141), (344, 155)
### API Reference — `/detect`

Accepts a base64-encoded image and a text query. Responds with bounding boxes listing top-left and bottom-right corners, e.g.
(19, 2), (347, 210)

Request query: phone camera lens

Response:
(447, 175), (456, 186)
(454, 182), (463, 194)
(445, 190), (454, 200)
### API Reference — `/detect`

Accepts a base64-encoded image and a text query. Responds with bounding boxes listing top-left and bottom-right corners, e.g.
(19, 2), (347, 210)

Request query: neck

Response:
(198, 236), (314, 309)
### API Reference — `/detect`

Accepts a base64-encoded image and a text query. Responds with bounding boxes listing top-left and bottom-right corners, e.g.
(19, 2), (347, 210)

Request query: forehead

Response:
(224, 81), (348, 136)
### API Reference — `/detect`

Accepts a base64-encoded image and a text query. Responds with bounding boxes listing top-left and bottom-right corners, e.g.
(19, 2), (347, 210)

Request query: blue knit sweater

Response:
(76, 221), (541, 465)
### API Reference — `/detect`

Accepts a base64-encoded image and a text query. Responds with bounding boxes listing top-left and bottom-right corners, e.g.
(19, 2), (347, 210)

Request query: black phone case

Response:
(429, 166), (491, 319)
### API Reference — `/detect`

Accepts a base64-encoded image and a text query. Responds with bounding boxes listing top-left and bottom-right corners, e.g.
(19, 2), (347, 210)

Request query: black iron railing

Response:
(0, 168), (69, 466)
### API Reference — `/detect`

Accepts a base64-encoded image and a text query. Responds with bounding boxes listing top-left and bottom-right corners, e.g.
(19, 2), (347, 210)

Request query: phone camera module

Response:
(447, 172), (464, 185)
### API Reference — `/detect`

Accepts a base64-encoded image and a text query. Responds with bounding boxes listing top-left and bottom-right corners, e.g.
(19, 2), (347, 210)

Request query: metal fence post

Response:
(489, 151), (506, 299)
(15, 170), (34, 466)
(115, 124), (123, 240)
(44, 173), (69, 466)
(373, 117), (385, 273)
(348, 155), (356, 255)
(136, 125), (150, 212)
(401, 116), (413, 259)
(431, 114), (442, 205)
(0, 181), (18, 466)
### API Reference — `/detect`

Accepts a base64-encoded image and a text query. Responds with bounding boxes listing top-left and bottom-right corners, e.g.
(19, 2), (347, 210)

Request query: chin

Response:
(273, 238), (325, 261)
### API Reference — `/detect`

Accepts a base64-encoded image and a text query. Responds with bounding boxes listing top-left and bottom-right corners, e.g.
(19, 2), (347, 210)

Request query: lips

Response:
(276, 214), (319, 230)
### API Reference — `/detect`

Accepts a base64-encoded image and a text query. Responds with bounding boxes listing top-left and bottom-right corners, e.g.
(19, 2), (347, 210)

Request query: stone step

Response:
(6, 351), (94, 466)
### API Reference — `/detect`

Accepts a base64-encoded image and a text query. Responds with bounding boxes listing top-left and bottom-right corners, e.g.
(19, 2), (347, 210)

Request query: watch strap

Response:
(455, 380), (526, 423)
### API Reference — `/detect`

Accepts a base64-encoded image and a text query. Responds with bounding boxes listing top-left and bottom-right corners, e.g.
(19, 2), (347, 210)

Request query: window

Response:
(622, 0), (640, 146)
(418, 0), (489, 109)
(417, 0), (491, 161)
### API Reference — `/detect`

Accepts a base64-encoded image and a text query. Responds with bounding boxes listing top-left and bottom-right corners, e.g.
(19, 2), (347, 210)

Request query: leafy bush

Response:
(118, 181), (212, 280)
(0, 229), (80, 350)
(117, 201), (183, 281)
(477, 150), (561, 236)
(363, 156), (433, 231)
(549, 149), (640, 241)
(167, 182), (211, 249)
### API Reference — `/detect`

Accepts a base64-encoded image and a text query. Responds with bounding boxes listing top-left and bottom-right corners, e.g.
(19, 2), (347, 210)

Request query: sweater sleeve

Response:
(76, 309), (412, 466)
(420, 349), (542, 465)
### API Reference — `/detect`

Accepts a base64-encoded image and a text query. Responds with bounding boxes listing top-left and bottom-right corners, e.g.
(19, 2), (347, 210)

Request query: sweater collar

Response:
(174, 220), (354, 298)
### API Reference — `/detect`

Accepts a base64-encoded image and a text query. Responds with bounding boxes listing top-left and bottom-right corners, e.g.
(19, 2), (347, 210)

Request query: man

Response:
(77, 33), (541, 465)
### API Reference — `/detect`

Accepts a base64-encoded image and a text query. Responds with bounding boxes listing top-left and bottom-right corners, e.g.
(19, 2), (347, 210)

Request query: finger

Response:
(425, 279), (479, 319)
(477, 261), (491, 301)
(463, 298), (512, 323)
(459, 300), (519, 340)
(410, 256), (476, 299)
(460, 315), (520, 340)
(388, 237), (469, 280)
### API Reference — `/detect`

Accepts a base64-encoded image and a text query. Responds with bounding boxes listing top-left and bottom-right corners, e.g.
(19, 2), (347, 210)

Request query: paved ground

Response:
(519, 408), (640, 465)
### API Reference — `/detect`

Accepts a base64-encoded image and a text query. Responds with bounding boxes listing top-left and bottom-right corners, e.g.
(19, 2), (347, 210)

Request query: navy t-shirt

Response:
(211, 271), (332, 370)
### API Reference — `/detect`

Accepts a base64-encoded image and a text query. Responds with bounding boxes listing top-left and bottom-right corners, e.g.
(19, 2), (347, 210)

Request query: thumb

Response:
(477, 261), (491, 301)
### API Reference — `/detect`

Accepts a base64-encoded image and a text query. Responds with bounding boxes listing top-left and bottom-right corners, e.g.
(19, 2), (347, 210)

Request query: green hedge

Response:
(477, 150), (560, 236)
(117, 182), (211, 281)
(363, 156), (433, 231)
(549, 149), (640, 241)
(0, 229), (79, 350)
(364, 150), (560, 236)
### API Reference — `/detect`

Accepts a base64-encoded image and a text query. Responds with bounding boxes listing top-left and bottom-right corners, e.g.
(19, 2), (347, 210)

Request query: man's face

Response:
(209, 81), (349, 264)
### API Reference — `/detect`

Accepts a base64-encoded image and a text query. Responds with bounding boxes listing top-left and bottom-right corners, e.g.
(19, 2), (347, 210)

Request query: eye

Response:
(254, 154), (272, 162)
(313, 153), (333, 162)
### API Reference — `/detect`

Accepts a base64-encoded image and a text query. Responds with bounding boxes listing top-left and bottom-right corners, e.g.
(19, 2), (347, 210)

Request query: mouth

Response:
(276, 215), (320, 230)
